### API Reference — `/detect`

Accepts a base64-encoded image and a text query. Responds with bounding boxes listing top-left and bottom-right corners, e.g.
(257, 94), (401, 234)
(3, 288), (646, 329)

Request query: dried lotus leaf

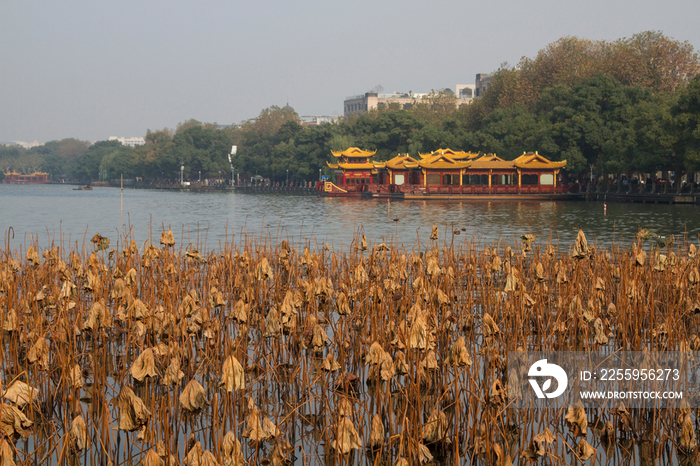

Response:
(179, 379), (207, 412)
(330, 416), (362, 454)
(70, 415), (89, 451)
(117, 386), (151, 432)
(220, 356), (245, 392)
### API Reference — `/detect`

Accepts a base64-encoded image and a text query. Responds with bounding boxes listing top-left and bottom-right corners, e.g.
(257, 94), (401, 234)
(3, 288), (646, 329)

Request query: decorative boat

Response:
(319, 148), (574, 199)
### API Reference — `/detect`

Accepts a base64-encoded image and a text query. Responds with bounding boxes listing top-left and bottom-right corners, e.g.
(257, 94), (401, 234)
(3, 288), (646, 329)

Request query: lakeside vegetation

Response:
(2, 31), (699, 186)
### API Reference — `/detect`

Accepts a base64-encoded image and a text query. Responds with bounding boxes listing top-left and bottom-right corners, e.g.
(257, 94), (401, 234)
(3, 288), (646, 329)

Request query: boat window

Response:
(540, 174), (554, 185)
(426, 174), (441, 185)
(394, 174), (405, 185)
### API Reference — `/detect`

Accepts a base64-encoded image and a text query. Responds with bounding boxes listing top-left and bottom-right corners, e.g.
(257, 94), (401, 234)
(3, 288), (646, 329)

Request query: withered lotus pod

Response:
(576, 439), (596, 461)
(0, 404), (32, 437)
(330, 416), (362, 454)
(160, 229), (175, 247)
(117, 386), (151, 432)
(70, 415), (88, 451)
(220, 355), (245, 392)
(27, 337), (49, 371)
(180, 379), (208, 412)
(2, 381), (39, 409)
(131, 348), (158, 382)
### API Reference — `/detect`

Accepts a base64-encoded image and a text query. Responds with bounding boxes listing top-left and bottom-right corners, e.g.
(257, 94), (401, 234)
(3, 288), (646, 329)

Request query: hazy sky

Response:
(2, 0), (699, 143)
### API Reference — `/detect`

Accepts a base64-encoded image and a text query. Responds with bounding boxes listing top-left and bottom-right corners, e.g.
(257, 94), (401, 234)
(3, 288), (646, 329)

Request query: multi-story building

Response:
(344, 89), (473, 118)
(475, 73), (492, 98)
(108, 136), (145, 147)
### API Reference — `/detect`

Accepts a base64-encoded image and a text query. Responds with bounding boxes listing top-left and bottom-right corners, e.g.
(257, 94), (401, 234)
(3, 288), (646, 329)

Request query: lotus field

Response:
(0, 226), (699, 465)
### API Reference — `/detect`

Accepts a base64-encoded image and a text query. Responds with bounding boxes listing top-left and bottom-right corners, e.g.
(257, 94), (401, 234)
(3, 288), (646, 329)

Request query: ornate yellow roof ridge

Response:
(418, 153), (472, 169)
(331, 147), (377, 158)
(384, 153), (418, 169)
(418, 149), (479, 160)
(335, 162), (376, 169)
(513, 151), (567, 169)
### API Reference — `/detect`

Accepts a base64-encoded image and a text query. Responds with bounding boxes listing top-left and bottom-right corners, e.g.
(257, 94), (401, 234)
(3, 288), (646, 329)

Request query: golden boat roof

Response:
(513, 152), (567, 169)
(383, 153), (419, 169)
(331, 147), (377, 158)
(335, 162), (376, 170)
(418, 149), (479, 160)
(469, 154), (515, 169)
(417, 153), (472, 169)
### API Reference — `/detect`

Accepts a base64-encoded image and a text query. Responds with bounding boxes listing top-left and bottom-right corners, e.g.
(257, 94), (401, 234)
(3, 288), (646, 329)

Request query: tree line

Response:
(2, 31), (699, 185)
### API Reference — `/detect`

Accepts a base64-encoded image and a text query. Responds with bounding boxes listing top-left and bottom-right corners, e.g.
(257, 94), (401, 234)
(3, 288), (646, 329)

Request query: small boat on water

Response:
(73, 185), (93, 191)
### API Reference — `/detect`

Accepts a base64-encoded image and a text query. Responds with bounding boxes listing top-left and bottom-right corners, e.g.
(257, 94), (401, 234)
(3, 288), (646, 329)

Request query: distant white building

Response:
(344, 89), (473, 117)
(300, 115), (340, 125)
(2, 140), (42, 149)
(456, 84), (476, 100)
(109, 136), (145, 147)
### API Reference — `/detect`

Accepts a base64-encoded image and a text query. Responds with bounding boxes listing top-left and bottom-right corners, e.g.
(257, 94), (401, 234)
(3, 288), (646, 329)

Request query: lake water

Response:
(2, 184), (699, 252)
